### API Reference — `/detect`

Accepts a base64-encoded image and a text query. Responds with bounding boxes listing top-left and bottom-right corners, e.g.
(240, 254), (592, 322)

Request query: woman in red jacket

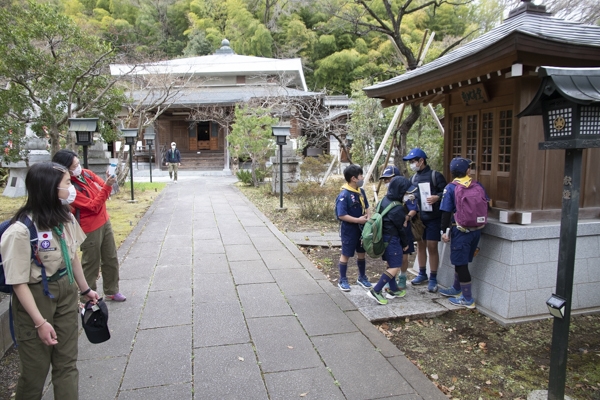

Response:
(52, 150), (126, 302)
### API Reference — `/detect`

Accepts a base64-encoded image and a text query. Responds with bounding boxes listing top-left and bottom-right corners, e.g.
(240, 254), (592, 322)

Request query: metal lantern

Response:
(271, 125), (290, 209)
(69, 118), (98, 169)
(120, 128), (138, 202)
(143, 126), (156, 183)
(519, 66), (600, 149)
(518, 66), (600, 400)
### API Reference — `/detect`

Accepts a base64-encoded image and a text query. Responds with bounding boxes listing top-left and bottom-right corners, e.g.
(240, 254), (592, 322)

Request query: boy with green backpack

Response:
(366, 176), (411, 305)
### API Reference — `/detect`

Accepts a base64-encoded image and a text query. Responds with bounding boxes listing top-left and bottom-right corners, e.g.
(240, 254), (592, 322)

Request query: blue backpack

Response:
(0, 215), (54, 347)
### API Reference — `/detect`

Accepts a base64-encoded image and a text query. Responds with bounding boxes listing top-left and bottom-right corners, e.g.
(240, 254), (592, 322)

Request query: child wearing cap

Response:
(335, 165), (371, 291)
(165, 142), (181, 182)
(402, 148), (447, 293)
(439, 157), (489, 308)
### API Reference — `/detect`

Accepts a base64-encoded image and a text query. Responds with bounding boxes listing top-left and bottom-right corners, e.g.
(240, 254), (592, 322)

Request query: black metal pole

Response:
(82, 145), (88, 169)
(548, 148), (582, 400)
(148, 143), (153, 183)
(129, 144), (135, 202)
(279, 144), (283, 208)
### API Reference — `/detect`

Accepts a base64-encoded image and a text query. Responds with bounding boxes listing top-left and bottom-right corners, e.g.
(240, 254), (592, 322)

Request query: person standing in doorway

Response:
(166, 142), (181, 182)
(403, 148), (447, 292)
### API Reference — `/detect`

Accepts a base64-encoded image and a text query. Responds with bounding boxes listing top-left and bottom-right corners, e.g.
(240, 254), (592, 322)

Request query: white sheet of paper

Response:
(418, 182), (433, 212)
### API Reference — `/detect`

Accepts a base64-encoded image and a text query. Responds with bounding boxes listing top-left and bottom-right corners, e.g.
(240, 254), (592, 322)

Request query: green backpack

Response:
(361, 200), (401, 258)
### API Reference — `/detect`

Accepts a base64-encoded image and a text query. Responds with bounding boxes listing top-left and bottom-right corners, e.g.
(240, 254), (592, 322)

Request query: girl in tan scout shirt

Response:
(0, 162), (99, 400)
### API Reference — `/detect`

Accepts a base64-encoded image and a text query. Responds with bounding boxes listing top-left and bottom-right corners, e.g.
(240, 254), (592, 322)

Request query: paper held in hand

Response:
(418, 182), (433, 212)
(107, 163), (117, 177)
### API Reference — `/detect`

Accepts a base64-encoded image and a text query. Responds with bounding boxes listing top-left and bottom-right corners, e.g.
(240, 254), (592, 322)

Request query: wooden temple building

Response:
(364, 1), (600, 323)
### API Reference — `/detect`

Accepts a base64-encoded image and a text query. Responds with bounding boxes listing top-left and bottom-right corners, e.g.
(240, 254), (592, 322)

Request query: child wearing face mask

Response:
(379, 166), (419, 292)
(165, 142), (181, 182)
(335, 164), (371, 291)
(0, 162), (99, 399)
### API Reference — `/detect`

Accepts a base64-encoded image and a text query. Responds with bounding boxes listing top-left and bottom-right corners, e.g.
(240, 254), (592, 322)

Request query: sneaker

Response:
(367, 289), (388, 305)
(384, 288), (406, 299)
(439, 287), (462, 297)
(411, 274), (428, 285)
(397, 275), (407, 290)
(356, 276), (372, 289)
(449, 295), (476, 309)
(428, 279), (438, 293)
(338, 278), (351, 292)
(106, 292), (127, 302)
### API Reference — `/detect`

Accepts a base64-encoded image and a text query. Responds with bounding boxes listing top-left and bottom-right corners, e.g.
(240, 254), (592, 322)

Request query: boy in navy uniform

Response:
(439, 157), (488, 308)
(379, 166), (419, 291)
(367, 176), (411, 304)
(335, 165), (371, 291)
(403, 148), (447, 292)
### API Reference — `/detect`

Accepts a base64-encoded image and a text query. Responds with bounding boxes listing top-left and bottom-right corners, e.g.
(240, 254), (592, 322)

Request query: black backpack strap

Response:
(21, 216), (54, 299)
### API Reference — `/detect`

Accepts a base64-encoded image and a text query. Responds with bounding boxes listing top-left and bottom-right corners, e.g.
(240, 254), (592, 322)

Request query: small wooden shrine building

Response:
(363, 1), (600, 323)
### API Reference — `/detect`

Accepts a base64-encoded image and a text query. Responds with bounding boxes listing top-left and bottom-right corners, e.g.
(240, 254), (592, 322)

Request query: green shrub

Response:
(300, 154), (335, 183)
(292, 179), (343, 221)
(236, 169), (253, 185)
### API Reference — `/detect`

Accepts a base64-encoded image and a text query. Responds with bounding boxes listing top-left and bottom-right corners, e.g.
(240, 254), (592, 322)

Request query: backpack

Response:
(452, 181), (488, 228)
(411, 169), (438, 190)
(0, 215), (54, 347)
(361, 200), (401, 258)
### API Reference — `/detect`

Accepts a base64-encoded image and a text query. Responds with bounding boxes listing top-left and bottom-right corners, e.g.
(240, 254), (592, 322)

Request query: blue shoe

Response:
(338, 278), (351, 292)
(439, 287), (462, 297)
(397, 275), (407, 290)
(411, 274), (428, 285)
(357, 275), (372, 289)
(428, 279), (438, 293)
(449, 295), (476, 309)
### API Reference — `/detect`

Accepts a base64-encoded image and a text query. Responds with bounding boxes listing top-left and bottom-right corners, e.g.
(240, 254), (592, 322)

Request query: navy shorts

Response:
(382, 235), (404, 268)
(340, 224), (364, 257)
(419, 217), (442, 242)
(449, 227), (481, 265)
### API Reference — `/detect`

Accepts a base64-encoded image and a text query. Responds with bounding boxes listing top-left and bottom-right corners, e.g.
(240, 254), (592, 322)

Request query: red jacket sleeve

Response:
(70, 170), (112, 214)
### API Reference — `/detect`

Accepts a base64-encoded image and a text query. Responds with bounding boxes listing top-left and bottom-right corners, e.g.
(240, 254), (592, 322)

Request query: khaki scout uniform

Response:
(0, 215), (86, 400)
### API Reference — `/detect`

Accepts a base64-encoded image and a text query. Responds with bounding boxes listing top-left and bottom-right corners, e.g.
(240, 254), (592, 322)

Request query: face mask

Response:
(409, 162), (419, 172)
(171, 145), (176, 149)
(385, 182), (390, 189)
(356, 179), (364, 188)
(71, 165), (82, 177)
(58, 185), (77, 205)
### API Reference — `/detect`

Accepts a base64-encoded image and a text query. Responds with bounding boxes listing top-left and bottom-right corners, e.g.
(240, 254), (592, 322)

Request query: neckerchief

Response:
(52, 224), (74, 285)
(453, 176), (472, 187)
(341, 183), (365, 214)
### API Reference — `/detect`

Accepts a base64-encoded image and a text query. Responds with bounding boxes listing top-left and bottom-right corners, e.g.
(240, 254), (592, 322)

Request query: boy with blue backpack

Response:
(335, 165), (371, 291)
(439, 157), (489, 308)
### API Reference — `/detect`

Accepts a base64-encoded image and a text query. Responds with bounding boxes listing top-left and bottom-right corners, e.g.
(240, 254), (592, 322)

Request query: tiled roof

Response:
(364, 10), (600, 94)
(128, 85), (321, 108)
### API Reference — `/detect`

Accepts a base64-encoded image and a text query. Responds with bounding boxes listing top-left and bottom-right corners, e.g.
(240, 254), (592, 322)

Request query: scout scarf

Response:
(341, 183), (365, 214)
(52, 224), (75, 284)
(453, 176), (472, 187)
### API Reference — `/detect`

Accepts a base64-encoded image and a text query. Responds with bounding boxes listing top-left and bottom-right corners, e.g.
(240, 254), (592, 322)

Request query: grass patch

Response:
(0, 182), (166, 248)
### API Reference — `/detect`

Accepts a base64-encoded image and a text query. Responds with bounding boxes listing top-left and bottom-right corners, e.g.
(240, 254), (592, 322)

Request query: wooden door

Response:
(172, 122), (188, 150)
(210, 122), (219, 150)
(197, 121), (210, 150)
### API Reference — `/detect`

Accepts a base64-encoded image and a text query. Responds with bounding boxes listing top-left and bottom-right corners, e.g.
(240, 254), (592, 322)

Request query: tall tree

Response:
(228, 103), (277, 186)
(0, 0), (127, 157)
(329, 0), (473, 164)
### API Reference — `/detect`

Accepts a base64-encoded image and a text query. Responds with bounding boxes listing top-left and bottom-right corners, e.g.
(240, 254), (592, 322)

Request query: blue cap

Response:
(450, 157), (473, 174)
(402, 148), (427, 161)
(379, 165), (400, 179)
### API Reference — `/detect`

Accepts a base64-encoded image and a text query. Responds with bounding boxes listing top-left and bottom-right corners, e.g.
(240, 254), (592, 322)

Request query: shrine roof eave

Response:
(363, 9), (600, 107)
(368, 33), (600, 107)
